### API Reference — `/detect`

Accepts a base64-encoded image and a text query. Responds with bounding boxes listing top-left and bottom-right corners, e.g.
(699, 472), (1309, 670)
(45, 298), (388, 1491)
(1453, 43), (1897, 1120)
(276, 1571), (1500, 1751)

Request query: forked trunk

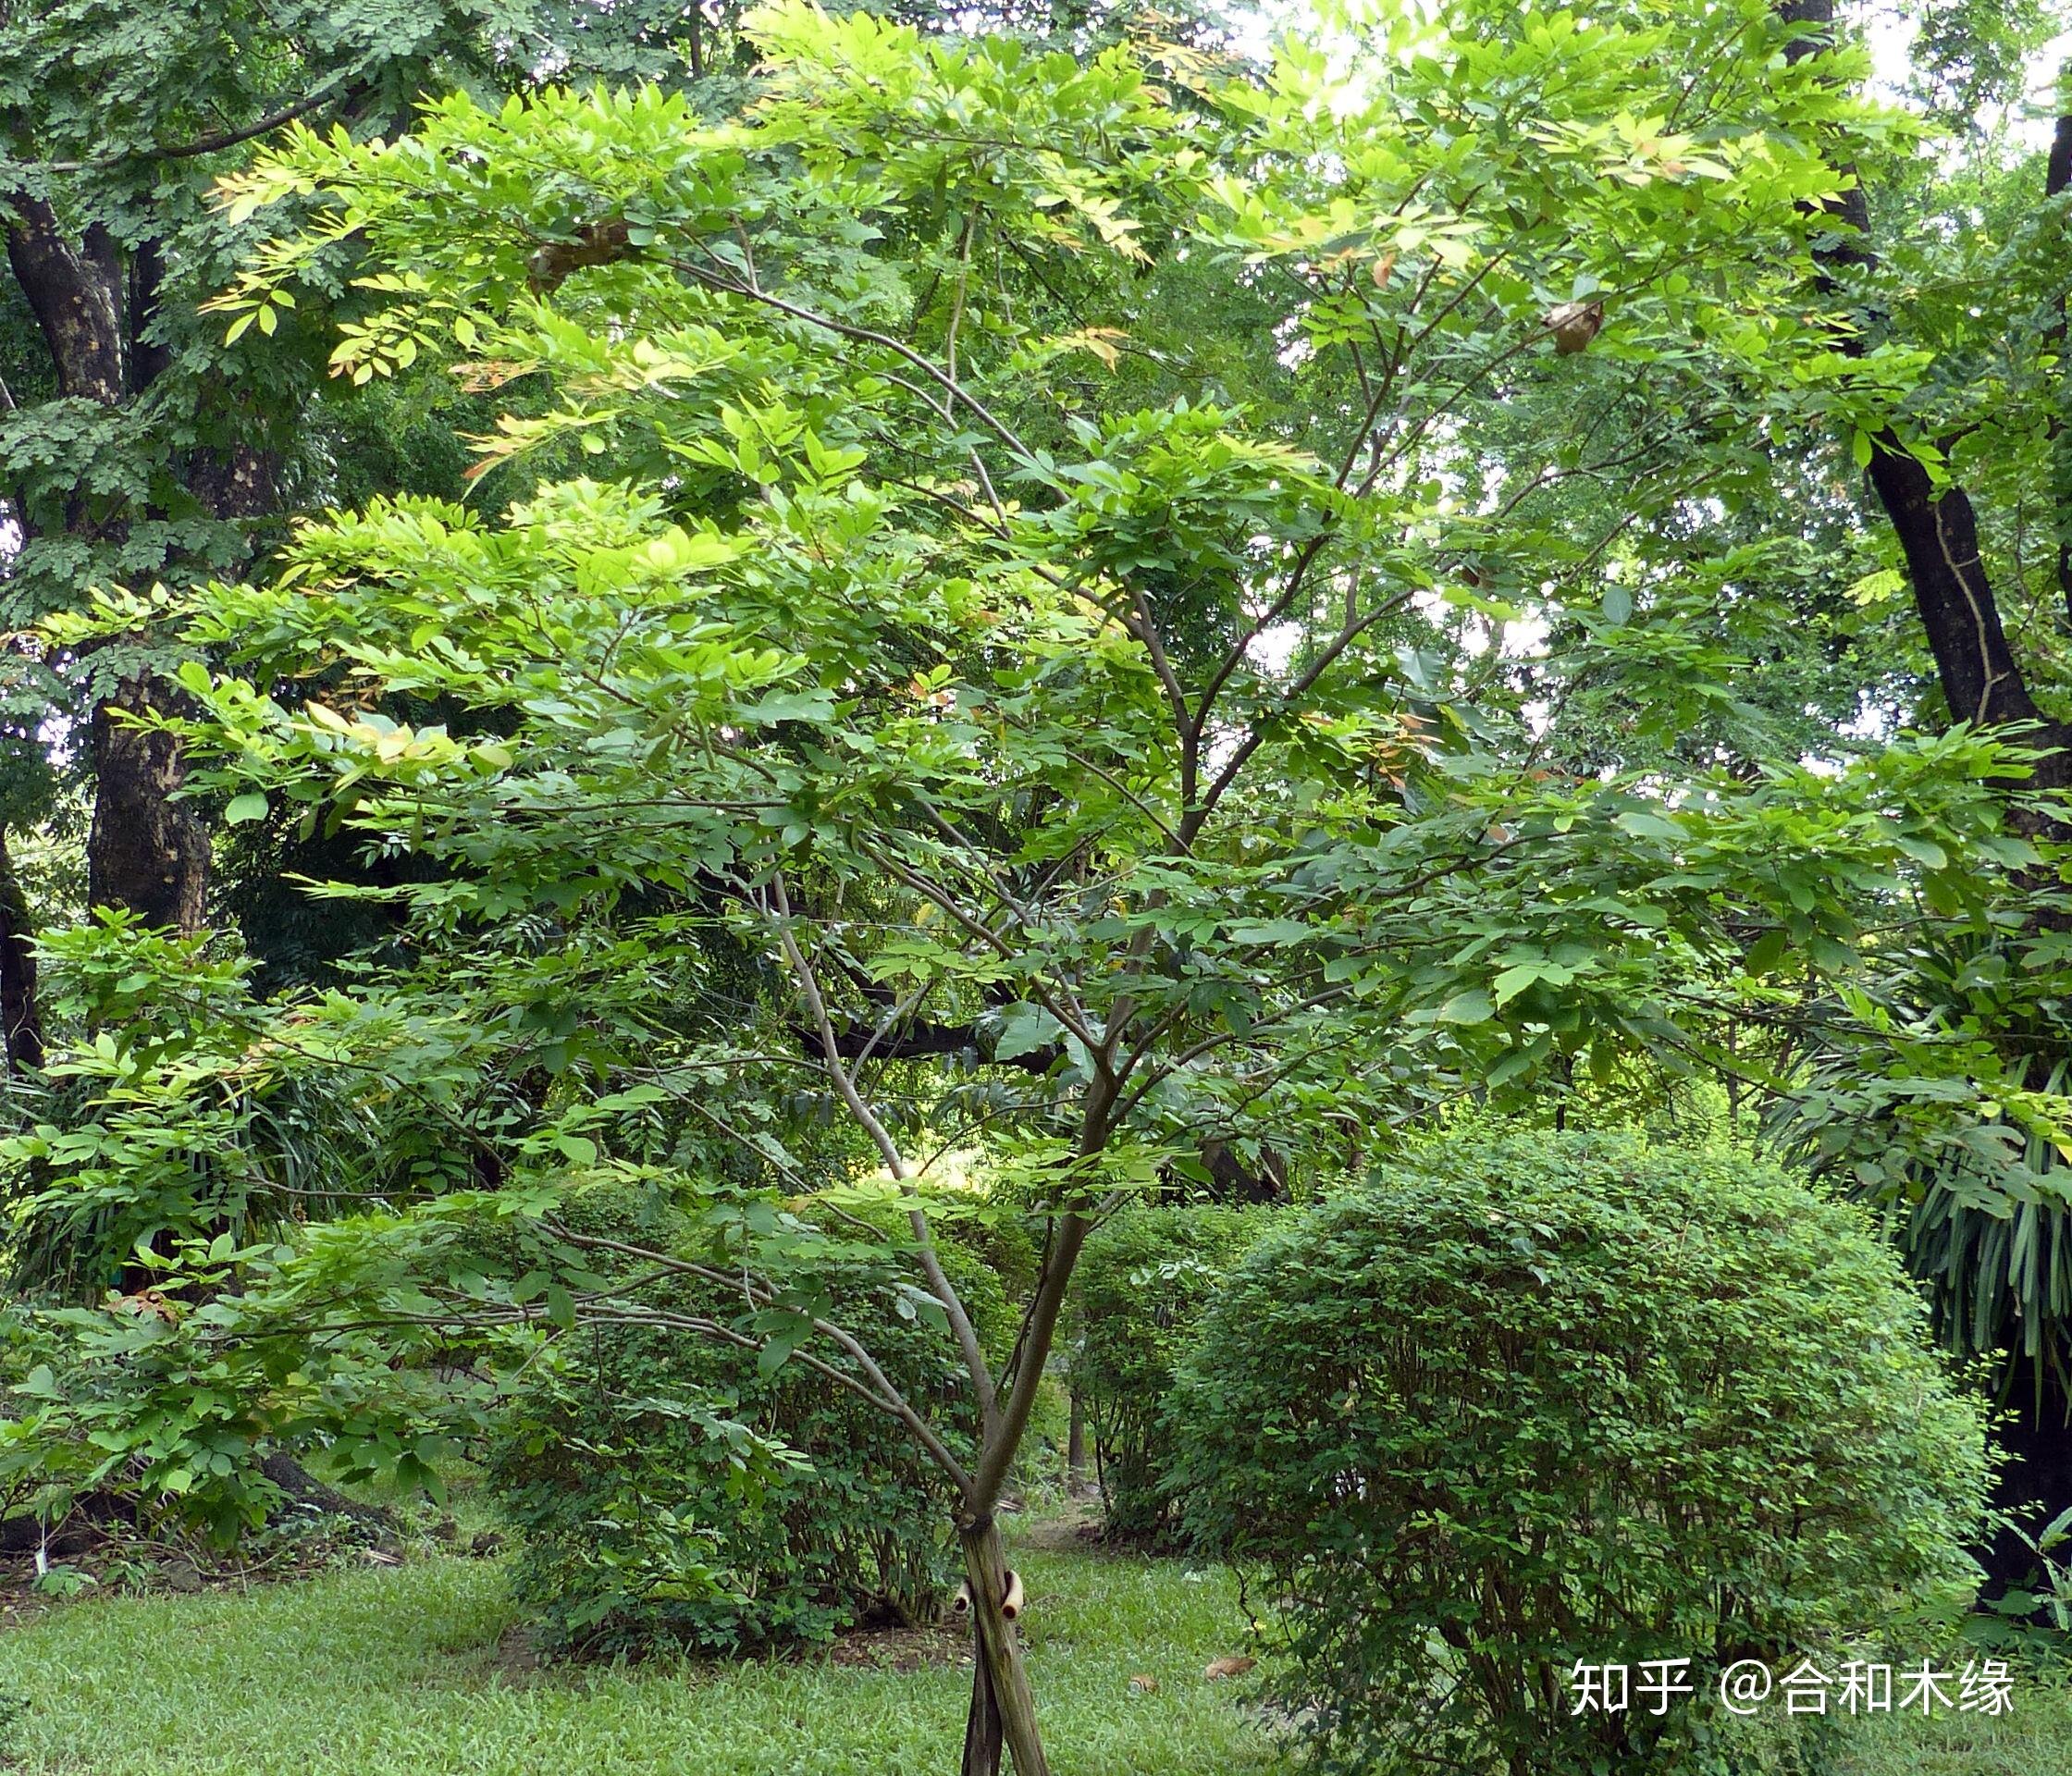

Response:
(957, 1516), (1048, 1776)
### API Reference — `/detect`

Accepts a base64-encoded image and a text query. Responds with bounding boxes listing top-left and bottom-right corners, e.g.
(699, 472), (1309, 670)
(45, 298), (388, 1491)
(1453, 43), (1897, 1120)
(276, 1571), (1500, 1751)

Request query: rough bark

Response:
(1782, 0), (2072, 794)
(6, 191), (215, 935)
(0, 827), (43, 1072)
(3, 196), (124, 402)
(89, 675), (209, 933)
(1862, 442), (2072, 773)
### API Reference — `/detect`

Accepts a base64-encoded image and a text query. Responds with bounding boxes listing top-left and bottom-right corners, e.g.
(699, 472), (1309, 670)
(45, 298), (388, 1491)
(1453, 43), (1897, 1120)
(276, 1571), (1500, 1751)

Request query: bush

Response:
(485, 1188), (1005, 1659)
(1069, 1203), (1278, 1543)
(1167, 1130), (1991, 1776)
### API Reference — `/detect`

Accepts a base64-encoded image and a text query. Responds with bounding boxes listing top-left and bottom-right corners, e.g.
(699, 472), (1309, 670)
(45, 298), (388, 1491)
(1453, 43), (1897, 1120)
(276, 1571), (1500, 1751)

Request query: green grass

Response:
(1, 1536), (2069, 1774)
(0, 1539), (1289, 1775)
(1836, 1696), (2072, 1776)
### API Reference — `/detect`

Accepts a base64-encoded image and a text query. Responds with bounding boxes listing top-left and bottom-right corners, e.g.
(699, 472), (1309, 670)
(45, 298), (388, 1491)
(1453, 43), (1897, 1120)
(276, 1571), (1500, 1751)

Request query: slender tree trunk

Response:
(957, 1515), (1048, 1776)
(961, 1645), (1005, 1776)
(0, 828), (43, 1073)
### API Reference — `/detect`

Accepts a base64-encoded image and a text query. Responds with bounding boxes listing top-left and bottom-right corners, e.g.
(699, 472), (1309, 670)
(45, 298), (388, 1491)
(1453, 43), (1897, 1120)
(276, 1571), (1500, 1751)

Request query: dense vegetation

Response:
(3, 0), (2072, 1770)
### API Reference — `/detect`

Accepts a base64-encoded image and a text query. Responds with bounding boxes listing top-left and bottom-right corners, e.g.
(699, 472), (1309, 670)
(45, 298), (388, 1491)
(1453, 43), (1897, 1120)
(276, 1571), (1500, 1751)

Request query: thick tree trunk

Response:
(957, 1516), (1048, 1776)
(0, 827), (43, 1072)
(4, 197), (124, 403)
(1861, 444), (2072, 783)
(1779, 0), (2072, 1594)
(89, 675), (209, 933)
(6, 194), (214, 935)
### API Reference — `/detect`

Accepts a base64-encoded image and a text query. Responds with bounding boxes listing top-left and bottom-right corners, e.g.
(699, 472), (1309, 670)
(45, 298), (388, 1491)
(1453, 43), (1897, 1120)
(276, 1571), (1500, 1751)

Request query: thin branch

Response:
(768, 874), (998, 1424)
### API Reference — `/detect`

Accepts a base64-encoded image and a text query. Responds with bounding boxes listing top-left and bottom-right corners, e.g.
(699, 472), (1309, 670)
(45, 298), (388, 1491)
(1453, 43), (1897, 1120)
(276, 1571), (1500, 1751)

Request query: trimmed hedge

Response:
(1068, 1203), (1279, 1543)
(1167, 1130), (1991, 1775)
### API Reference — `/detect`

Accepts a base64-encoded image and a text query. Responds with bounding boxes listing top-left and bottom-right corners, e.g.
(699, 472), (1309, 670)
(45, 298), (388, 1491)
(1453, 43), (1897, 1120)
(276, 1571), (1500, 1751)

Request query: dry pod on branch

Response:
(1543, 299), (1604, 354)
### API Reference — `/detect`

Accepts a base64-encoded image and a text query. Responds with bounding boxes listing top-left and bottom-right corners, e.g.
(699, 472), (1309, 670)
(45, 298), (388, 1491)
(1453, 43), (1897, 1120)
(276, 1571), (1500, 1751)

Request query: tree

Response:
(114, 5), (2049, 1766)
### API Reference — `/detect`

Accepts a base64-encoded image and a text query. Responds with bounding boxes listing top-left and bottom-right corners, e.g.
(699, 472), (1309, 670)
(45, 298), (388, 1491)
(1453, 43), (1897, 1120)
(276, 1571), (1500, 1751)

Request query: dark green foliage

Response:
(1068, 1203), (1278, 1544)
(484, 1227), (998, 1659)
(1167, 1130), (1992, 1776)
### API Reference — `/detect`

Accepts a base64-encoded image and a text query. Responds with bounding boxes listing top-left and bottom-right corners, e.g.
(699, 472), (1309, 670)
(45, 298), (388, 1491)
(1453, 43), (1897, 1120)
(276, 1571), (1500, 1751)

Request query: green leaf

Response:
(1438, 989), (1495, 1026)
(994, 1003), (1065, 1063)
(1490, 964), (1542, 1007)
(224, 792), (269, 825)
(1745, 929), (1789, 977)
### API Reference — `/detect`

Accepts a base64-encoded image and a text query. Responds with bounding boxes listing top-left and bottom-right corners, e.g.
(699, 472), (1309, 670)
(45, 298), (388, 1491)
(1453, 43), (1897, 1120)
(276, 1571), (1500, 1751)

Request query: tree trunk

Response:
(89, 675), (209, 933)
(4, 197), (124, 404)
(961, 1646), (1005, 1776)
(6, 193), (215, 935)
(957, 1516), (1049, 1776)
(1979, 1368), (2072, 1594)
(0, 827), (43, 1072)
(1778, 0), (2072, 1593)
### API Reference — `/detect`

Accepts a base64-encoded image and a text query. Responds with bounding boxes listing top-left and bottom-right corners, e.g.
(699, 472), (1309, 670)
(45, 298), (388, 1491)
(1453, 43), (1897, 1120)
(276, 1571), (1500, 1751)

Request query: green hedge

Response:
(1068, 1203), (1280, 1544)
(1167, 1130), (1991, 1776)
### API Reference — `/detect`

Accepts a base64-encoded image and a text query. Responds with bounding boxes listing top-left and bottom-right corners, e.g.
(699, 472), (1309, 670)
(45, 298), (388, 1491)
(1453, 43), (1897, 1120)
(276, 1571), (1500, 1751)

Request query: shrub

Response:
(1166, 1130), (1992, 1776)
(1069, 1203), (1279, 1543)
(484, 1187), (1004, 1658)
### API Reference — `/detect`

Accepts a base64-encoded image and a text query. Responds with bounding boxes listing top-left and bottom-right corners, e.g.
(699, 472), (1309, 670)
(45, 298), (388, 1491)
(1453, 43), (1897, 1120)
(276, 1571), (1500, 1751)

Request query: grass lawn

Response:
(0, 1530), (2067, 1774)
(0, 1536), (1289, 1775)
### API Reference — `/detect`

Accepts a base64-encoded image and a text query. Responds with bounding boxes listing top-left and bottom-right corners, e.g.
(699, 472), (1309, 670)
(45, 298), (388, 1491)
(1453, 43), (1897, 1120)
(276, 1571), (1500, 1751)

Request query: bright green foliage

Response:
(1067, 1204), (1277, 1543)
(150, 0), (2039, 1209)
(1167, 1129), (1992, 1776)
(0, 1254), (476, 1548)
(0, 912), (540, 1294)
(9, 15), (2059, 1762)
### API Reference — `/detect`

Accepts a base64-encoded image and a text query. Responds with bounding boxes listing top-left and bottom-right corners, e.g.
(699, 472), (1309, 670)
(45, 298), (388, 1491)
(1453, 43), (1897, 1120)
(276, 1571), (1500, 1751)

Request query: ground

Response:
(0, 1525), (2064, 1774)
